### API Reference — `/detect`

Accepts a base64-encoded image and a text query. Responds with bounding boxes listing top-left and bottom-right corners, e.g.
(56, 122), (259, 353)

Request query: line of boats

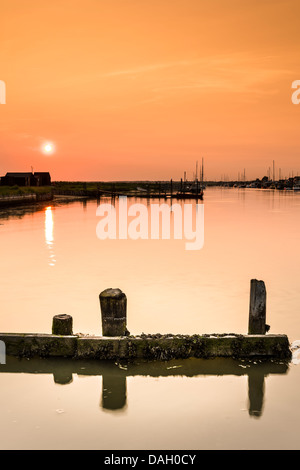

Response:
(229, 180), (300, 191)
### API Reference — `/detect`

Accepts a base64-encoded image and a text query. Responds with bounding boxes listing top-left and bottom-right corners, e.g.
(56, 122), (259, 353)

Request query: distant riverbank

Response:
(52, 180), (204, 199)
(0, 186), (53, 207)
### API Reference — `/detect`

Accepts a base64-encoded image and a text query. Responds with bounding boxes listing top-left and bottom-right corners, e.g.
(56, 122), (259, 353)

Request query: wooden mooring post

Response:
(99, 288), (127, 337)
(248, 279), (268, 335)
(52, 314), (73, 336)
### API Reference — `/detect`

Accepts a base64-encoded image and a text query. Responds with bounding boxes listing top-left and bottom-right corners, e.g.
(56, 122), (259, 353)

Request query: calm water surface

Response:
(0, 188), (299, 449)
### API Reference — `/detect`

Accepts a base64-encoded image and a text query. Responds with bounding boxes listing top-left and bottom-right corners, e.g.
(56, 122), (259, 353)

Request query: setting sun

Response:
(42, 142), (55, 155)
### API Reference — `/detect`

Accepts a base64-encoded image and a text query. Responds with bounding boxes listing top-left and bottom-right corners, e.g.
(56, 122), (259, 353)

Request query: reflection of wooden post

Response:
(248, 372), (265, 418)
(101, 375), (127, 410)
(53, 371), (73, 385)
(248, 280), (266, 334)
(52, 314), (73, 335)
(100, 288), (127, 336)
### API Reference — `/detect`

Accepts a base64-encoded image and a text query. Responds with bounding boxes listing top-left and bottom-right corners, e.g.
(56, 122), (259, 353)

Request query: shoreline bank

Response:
(0, 191), (53, 207)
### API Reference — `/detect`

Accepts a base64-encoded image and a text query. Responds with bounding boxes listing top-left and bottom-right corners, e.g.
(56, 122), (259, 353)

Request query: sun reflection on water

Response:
(45, 206), (56, 266)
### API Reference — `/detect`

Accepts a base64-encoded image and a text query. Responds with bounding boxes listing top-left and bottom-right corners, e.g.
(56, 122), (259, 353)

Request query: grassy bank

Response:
(52, 181), (159, 193)
(52, 180), (186, 196)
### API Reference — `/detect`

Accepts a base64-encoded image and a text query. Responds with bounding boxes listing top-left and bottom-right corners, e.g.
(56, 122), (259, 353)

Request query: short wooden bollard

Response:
(248, 279), (267, 334)
(52, 314), (73, 336)
(99, 288), (127, 336)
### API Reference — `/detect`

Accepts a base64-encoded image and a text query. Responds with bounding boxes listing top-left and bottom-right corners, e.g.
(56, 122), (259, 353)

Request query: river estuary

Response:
(0, 187), (299, 450)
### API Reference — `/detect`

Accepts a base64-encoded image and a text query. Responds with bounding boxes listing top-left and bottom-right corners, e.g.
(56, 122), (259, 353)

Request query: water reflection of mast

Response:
(45, 207), (56, 267)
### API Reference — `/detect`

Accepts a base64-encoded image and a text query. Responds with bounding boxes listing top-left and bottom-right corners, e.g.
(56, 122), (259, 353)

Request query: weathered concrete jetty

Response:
(0, 280), (292, 361)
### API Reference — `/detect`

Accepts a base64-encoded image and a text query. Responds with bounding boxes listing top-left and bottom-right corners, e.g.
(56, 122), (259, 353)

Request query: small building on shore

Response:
(34, 172), (51, 186)
(0, 172), (51, 187)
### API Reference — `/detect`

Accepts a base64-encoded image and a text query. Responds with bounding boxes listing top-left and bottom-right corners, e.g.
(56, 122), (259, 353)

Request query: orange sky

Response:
(0, 0), (300, 181)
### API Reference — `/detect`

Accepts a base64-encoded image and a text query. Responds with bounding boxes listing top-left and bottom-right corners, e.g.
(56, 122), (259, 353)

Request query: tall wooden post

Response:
(100, 288), (127, 336)
(248, 279), (267, 334)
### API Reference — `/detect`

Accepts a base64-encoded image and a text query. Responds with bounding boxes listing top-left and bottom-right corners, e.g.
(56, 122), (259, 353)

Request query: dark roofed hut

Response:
(1, 172), (36, 186)
(0, 172), (51, 187)
(34, 172), (51, 186)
